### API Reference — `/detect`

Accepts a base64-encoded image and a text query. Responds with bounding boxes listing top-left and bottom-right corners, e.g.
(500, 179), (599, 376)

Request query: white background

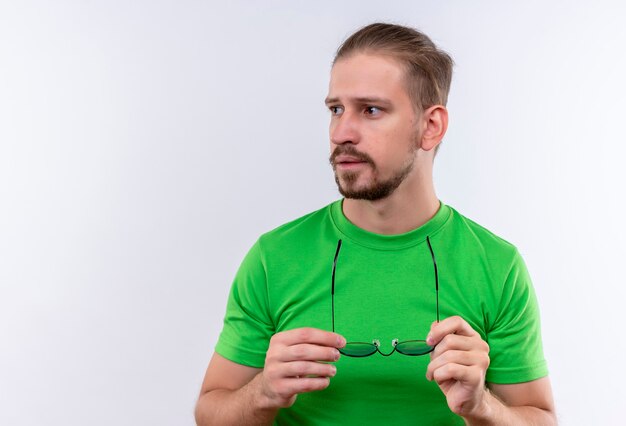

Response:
(1, 1), (624, 425)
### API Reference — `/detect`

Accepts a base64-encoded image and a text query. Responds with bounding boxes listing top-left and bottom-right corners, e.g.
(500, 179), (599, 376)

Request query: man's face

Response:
(326, 52), (421, 201)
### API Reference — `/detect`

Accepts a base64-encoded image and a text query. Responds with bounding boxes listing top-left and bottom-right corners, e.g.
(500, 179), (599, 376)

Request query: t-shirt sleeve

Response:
(485, 249), (549, 384)
(214, 239), (275, 368)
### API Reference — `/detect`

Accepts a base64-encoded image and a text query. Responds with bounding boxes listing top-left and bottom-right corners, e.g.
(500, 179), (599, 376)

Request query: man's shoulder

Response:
(257, 200), (338, 247)
(446, 204), (519, 258)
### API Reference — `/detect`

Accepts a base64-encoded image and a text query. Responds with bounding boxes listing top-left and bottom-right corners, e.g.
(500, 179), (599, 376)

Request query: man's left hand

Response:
(425, 316), (491, 418)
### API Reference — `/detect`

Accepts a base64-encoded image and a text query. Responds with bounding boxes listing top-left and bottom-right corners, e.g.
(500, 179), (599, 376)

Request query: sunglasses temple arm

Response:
(331, 239), (343, 333)
(426, 236), (440, 323)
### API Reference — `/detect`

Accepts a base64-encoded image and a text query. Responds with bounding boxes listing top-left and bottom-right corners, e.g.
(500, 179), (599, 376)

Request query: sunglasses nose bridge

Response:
(375, 339), (399, 357)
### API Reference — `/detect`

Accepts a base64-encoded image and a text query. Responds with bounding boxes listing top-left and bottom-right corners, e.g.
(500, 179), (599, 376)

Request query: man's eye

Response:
(365, 106), (381, 115)
(329, 106), (344, 115)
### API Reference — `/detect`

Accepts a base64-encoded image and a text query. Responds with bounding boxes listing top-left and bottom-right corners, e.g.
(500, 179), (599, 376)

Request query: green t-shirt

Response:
(215, 200), (548, 425)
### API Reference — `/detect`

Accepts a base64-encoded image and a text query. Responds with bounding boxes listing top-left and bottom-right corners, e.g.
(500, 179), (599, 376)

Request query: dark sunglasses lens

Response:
(340, 343), (378, 357)
(395, 340), (433, 356)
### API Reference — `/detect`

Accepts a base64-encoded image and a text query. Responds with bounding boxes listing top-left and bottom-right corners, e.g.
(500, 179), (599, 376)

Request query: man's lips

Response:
(335, 161), (367, 170)
(334, 156), (368, 168)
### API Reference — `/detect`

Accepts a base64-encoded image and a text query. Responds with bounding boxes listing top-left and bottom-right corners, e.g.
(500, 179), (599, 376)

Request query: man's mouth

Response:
(334, 156), (368, 169)
(336, 161), (366, 170)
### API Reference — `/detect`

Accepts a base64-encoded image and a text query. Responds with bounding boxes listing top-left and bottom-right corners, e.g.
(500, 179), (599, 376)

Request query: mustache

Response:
(329, 145), (375, 166)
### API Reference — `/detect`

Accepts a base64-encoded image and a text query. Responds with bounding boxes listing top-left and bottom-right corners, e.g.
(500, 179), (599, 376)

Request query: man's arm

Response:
(195, 328), (345, 426)
(194, 353), (275, 426)
(479, 378), (556, 425)
(426, 316), (556, 425)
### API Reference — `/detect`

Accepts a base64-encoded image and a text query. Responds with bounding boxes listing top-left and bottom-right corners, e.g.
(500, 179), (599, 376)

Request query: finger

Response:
(272, 327), (346, 348)
(282, 360), (337, 379)
(430, 334), (485, 359)
(277, 343), (341, 363)
(275, 377), (331, 396)
(431, 362), (485, 387)
(426, 349), (489, 381)
(427, 316), (479, 346)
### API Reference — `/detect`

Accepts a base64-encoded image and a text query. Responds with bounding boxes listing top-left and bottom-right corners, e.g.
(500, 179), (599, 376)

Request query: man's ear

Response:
(420, 105), (448, 151)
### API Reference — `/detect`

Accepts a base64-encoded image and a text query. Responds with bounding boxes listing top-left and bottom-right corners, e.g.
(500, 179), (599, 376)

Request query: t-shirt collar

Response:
(330, 198), (451, 250)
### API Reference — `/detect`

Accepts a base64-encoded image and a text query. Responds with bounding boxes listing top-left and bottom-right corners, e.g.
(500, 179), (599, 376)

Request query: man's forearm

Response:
(195, 373), (278, 426)
(464, 389), (557, 426)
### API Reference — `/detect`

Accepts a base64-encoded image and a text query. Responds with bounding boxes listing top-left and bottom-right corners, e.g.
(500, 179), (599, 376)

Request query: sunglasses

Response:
(331, 236), (440, 357)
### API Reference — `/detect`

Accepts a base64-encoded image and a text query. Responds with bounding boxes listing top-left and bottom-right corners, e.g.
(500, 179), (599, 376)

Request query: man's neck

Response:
(342, 172), (440, 235)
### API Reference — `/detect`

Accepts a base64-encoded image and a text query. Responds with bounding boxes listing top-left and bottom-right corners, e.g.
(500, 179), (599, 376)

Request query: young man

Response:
(195, 23), (555, 425)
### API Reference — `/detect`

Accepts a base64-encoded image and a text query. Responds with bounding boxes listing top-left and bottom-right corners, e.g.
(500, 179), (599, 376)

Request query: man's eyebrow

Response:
(324, 96), (392, 106)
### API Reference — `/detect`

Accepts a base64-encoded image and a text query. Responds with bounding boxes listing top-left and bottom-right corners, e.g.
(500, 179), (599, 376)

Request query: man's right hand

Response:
(194, 328), (346, 425)
(257, 327), (346, 408)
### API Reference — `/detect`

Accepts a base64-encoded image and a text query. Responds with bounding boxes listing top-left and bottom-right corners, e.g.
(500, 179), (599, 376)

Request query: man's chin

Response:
(334, 173), (388, 200)
(338, 184), (390, 201)
(336, 180), (367, 197)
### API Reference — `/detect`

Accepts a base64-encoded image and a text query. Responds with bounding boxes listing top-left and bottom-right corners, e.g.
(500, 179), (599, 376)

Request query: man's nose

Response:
(330, 113), (360, 145)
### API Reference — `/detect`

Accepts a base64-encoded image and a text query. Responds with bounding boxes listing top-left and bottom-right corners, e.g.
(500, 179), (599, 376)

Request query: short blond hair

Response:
(334, 23), (454, 112)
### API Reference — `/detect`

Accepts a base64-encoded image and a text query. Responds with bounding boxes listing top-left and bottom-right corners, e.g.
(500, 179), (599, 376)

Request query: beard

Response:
(329, 145), (416, 201)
